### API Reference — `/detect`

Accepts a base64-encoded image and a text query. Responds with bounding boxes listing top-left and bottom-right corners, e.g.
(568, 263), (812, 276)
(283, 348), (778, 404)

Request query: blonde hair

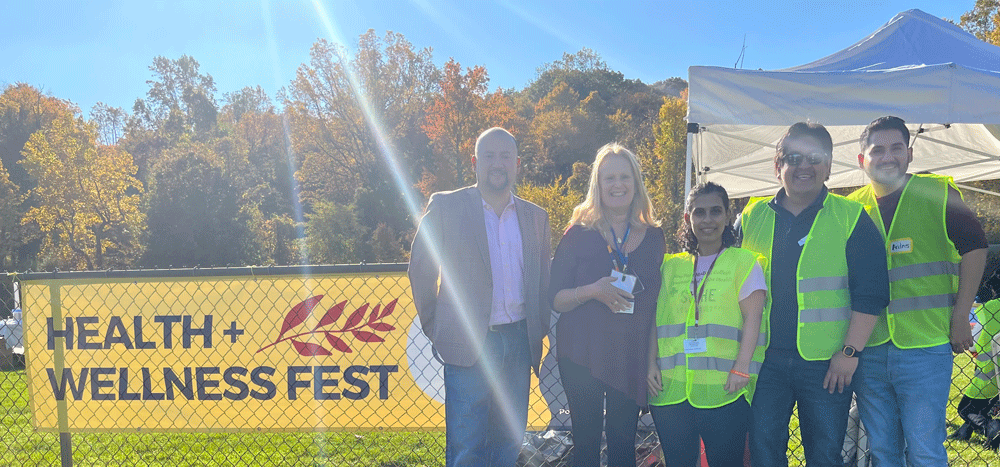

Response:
(568, 143), (659, 233)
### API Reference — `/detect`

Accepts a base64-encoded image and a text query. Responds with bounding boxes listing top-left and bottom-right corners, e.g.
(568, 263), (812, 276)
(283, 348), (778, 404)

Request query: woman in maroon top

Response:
(549, 142), (664, 467)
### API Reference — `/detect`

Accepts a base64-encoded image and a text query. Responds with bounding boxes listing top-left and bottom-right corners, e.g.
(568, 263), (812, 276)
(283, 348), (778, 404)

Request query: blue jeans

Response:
(855, 342), (953, 467)
(443, 320), (531, 467)
(751, 348), (853, 467)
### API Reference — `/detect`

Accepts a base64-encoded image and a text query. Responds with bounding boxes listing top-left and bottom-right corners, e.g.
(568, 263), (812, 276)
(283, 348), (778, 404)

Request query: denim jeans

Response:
(855, 342), (953, 467)
(750, 348), (853, 467)
(443, 320), (531, 467)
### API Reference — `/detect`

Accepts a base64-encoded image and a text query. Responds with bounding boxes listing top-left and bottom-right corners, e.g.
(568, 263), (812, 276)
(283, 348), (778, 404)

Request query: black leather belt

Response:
(488, 319), (525, 333)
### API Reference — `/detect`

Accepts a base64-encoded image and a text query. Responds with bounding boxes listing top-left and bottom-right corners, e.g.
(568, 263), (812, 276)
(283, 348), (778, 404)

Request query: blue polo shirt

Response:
(736, 187), (890, 351)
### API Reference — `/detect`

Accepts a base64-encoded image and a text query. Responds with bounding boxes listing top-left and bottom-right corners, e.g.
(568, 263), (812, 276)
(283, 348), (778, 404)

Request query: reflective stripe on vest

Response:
(741, 192), (862, 360)
(649, 249), (768, 409)
(848, 174), (961, 349)
(657, 322), (768, 347)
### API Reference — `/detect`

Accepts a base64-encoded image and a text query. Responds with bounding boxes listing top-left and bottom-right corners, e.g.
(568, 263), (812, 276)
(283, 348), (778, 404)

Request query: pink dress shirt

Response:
(482, 195), (525, 325)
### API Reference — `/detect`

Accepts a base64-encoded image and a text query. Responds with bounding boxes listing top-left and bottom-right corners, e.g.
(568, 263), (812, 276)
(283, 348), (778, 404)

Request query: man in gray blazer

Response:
(409, 127), (551, 467)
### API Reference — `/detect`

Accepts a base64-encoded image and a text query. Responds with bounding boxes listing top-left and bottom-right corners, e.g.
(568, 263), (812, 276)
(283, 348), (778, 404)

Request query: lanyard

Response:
(691, 248), (726, 327)
(608, 224), (630, 272)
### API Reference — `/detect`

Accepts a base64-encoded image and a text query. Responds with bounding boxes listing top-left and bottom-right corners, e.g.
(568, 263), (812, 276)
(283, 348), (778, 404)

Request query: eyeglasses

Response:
(780, 153), (830, 166)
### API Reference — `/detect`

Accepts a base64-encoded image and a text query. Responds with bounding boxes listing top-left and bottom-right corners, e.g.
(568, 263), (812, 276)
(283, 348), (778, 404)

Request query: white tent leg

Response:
(685, 129), (695, 196)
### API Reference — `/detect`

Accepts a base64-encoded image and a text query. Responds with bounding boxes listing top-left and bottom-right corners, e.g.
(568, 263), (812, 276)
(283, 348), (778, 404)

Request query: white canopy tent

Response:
(686, 9), (1000, 199)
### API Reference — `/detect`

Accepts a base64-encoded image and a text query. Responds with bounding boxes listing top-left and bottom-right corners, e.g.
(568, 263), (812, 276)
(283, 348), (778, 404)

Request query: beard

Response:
(481, 170), (511, 194)
(870, 163), (905, 186)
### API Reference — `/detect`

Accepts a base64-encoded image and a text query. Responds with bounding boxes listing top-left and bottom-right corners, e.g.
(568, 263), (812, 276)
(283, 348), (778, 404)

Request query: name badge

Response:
(890, 238), (913, 254)
(610, 270), (638, 314)
(683, 338), (708, 354)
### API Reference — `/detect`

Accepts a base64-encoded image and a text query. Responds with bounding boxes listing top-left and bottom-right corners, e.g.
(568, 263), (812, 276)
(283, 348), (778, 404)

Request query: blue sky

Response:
(1, 1), (974, 115)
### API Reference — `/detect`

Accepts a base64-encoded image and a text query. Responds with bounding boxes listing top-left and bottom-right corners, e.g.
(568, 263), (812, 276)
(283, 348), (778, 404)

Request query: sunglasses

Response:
(780, 153), (830, 166)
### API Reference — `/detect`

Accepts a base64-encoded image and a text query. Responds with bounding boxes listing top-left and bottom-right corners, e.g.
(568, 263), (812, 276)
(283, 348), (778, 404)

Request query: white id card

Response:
(610, 269), (637, 314)
(683, 338), (708, 354)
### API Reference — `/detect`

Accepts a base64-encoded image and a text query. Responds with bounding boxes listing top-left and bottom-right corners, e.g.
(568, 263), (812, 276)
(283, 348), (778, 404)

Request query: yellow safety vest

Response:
(741, 192), (864, 361)
(649, 248), (768, 409)
(847, 174), (961, 349)
(965, 299), (1000, 399)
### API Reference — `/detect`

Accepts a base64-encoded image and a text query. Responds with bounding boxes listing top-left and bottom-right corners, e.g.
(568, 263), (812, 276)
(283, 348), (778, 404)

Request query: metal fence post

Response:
(50, 284), (73, 467)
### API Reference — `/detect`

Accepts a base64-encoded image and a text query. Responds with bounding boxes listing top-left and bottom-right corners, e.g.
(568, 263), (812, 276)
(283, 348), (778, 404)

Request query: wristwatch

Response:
(842, 345), (861, 358)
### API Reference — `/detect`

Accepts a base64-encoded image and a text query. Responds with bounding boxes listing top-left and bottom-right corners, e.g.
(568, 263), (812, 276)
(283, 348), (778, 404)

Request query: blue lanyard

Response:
(609, 224), (630, 272)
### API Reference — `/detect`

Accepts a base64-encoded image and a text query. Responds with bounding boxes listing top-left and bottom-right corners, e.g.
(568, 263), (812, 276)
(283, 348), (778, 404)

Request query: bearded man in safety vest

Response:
(738, 122), (890, 467)
(848, 115), (988, 467)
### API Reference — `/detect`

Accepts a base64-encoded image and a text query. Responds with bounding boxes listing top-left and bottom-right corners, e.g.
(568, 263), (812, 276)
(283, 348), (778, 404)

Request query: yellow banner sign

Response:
(22, 272), (552, 432)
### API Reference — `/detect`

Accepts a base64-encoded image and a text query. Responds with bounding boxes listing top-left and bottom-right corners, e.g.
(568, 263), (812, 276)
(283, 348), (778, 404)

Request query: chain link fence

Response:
(0, 265), (997, 466)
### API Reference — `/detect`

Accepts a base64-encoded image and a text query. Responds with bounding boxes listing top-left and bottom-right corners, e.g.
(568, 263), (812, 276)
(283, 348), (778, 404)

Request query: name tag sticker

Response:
(683, 338), (708, 354)
(890, 238), (913, 254)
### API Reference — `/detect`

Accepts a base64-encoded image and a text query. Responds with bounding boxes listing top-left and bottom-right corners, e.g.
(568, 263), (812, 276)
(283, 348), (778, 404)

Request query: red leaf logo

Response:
(343, 303), (369, 330)
(291, 339), (332, 356)
(313, 300), (347, 330)
(370, 323), (396, 332)
(379, 298), (398, 319)
(279, 295), (324, 338)
(367, 304), (382, 324)
(325, 333), (352, 353)
(352, 330), (385, 343)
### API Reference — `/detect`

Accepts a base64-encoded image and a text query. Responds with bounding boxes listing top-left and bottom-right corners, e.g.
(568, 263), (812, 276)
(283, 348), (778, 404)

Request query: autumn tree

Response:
(0, 84), (74, 270)
(518, 50), (669, 184)
(524, 82), (609, 182)
(20, 113), (144, 270)
(421, 59), (526, 193)
(421, 59), (489, 189)
(961, 0), (1000, 45)
(643, 92), (690, 252)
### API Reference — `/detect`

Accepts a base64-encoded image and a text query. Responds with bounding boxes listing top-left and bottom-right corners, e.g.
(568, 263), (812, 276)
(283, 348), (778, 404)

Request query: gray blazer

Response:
(408, 186), (551, 372)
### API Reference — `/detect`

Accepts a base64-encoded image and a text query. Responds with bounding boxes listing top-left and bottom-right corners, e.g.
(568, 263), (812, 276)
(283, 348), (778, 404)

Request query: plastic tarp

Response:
(686, 9), (1000, 198)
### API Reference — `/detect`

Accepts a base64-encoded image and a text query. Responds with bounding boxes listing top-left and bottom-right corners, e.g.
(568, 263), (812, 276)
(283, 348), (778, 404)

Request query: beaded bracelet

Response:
(729, 369), (750, 379)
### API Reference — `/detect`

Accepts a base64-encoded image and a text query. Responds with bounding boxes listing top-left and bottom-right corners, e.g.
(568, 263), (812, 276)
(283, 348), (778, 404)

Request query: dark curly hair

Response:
(676, 182), (737, 255)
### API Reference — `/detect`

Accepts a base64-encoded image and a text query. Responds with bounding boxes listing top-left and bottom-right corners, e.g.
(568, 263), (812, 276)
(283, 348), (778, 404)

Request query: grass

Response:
(3, 357), (999, 466)
(1, 366), (444, 466)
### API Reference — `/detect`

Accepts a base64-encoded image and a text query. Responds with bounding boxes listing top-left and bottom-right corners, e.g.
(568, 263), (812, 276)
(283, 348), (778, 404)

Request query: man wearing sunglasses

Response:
(848, 116), (987, 466)
(737, 122), (890, 466)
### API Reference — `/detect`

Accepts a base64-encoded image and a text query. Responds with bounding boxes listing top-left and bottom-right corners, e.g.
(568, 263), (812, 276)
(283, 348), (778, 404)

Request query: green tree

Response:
(285, 31), (438, 207)
(219, 86), (300, 264)
(141, 137), (257, 268)
(517, 177), (581, 252)
(285, 30), (439, 262)
(305, 201), (366, 264)
(20, 113), (144, 270)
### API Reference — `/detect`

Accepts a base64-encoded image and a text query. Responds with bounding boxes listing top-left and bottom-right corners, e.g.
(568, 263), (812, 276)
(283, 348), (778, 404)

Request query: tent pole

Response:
(685, 123), (699, 197)
(954, 183), (1000, 198)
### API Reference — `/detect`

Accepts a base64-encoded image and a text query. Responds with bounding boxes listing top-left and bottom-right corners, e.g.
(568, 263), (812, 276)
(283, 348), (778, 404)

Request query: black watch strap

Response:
(842, 345), (861, 358)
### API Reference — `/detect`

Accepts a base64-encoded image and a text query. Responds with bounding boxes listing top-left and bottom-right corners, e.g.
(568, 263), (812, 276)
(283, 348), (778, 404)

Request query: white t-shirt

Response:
(691, 251), (767, 300)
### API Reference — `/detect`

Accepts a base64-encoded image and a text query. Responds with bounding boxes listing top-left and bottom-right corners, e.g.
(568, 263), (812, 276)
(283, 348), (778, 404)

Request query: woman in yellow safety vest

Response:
(646, 182), (768, 466)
